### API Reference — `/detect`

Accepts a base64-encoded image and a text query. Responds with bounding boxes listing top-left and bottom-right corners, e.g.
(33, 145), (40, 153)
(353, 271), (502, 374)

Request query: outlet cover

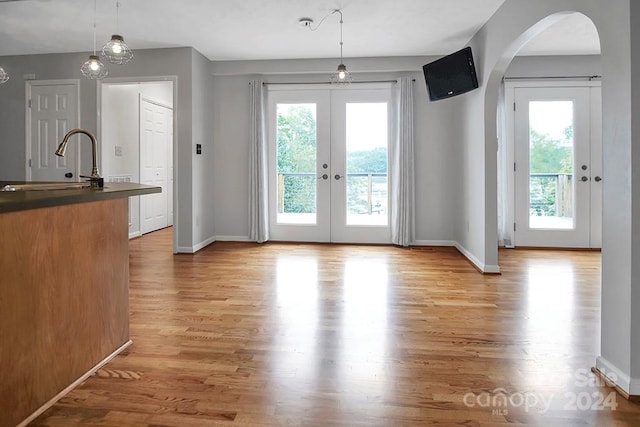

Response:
(114, 145), (123, 157)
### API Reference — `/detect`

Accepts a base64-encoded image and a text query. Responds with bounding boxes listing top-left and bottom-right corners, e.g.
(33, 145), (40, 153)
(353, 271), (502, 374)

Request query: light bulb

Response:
(81, 55), (107, 79)
(338, 70), (346, 80)
(111, 42), (123, 54)
(102, 35), (133, 65)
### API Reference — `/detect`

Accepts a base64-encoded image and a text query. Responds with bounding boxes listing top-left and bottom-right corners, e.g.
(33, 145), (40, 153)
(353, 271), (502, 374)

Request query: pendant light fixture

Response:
(0, 66), (9, 84)
(81, 0), (108, 79)
(300, 9), (353, 85)
(102, 1), (133, 65)
(328, 9), (352, 85)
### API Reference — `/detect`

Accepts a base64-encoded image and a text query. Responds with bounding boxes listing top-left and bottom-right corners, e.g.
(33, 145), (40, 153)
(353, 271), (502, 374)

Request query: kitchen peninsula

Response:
(0, 182), (160, 427)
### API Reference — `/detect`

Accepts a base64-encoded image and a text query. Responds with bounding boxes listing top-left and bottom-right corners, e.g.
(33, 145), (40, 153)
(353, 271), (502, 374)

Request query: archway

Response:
(482, 11), (602, 268)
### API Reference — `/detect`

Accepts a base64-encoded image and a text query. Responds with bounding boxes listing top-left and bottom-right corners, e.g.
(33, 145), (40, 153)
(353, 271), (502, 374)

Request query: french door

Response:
(267, 86), (392, 243)
(514, 86), (602, 247)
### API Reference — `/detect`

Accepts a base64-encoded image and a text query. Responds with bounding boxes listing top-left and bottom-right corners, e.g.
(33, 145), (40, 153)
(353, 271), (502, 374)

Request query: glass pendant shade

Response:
(0, 66), (9, 84)
(102, 34), (133, 64)
(81, 55), (108, 80)
(330, 63), (352, 85)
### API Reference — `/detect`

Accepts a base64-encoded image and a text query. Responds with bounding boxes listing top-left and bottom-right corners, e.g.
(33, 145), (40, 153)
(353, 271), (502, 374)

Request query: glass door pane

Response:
(345, 103), (388, 226)
(528, 100), (575, 230)
(276, 103), (317, 224)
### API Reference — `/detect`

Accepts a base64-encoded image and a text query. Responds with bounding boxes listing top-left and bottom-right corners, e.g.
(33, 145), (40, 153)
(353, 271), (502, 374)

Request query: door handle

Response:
(334, 174), (343, 180)
(318, 174), (328, 180)
(580, 176), (589, 182)
(65, 172), (73, 178)
(594, 176), (602, 182)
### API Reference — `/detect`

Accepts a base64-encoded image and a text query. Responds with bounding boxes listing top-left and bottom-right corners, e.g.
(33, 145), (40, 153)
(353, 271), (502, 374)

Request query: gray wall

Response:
(0, 47), (215, 252)
(210, 57), (460, 243)
(192, 54), (605, 246)
(459, 0), (639, 393)
(506, 54), (602, 78)
(191, 49), (216, 248)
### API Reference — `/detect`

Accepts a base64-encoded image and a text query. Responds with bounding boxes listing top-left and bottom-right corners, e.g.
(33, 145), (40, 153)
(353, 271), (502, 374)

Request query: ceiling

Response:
(0, 0), (600, 61)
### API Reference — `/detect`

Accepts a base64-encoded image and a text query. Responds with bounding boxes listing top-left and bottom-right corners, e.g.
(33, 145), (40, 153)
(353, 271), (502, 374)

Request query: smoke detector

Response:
(298, 18), (314, 28)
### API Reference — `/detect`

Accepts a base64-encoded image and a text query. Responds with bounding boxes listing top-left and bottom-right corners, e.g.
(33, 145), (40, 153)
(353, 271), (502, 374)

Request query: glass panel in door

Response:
(528, 100), (575, 230)
(345, 102), (389, 226)
(514, 86), (591, 248)
(330, 88), (392, 244)
(276, 103), (318, 225)
(268, 90), (331, 242)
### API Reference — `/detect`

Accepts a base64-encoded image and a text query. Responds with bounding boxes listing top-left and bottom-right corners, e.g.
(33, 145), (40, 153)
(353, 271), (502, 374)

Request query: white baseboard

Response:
(214, 235), (251, 242)
(412, 240), (457, 247)
(595, 356), (639, 395)
(177, 236), (217, 254)
(128, 231), (142, 239)
(411, 240), (500, 273)
(17, 340), (133, 427)
(181, 236), (501, 273)
(454, 242), (501, 274)
(193, 236), (216, 252)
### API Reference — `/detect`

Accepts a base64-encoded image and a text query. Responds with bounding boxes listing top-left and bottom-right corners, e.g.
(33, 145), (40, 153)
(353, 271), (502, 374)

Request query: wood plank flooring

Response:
(30, 228), (640, 426)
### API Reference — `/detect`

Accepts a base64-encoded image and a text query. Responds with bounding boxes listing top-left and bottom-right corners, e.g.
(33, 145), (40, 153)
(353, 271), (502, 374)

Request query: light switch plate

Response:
(115, 145), (123, 157)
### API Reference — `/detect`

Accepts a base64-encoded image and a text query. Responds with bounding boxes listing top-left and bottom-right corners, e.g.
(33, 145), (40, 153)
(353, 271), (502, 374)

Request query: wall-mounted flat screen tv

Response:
(422, 47), (479, 101)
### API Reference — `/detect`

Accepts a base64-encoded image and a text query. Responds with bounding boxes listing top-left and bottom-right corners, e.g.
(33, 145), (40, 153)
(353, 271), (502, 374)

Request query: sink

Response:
(1, 182), (91, 191)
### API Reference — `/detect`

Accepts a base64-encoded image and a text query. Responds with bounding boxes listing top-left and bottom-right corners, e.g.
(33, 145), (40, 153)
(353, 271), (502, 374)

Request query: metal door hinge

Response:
(28, 159), (32, 167)
(514, 162), (516, 172)
(514, 222), (516, 232)
(513, 102), (516, 111)
(28, 99), (32, 108)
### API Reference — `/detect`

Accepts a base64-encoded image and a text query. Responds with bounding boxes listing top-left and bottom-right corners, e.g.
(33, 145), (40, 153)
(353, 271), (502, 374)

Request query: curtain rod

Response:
(504, 75), (602, 81)
(262, 79), (415, 86)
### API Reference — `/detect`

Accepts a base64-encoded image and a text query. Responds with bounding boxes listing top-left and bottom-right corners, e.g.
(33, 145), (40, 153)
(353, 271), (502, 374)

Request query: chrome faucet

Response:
(55, 128), (104, 188)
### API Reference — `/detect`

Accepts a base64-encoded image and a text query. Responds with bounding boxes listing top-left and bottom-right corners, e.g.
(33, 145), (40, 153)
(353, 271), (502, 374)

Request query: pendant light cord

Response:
(337, 10), (344, 63)
(116, 1), (120, 33)
(92, 0), (97, 54)
(308, 8), (342, 31)
(307, 9), (344, 62)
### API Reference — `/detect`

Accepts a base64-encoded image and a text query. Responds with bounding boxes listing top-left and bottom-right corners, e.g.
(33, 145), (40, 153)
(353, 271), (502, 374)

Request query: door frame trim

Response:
(266, 85), (394, 243)
(25, 79), (81, 181)
(97, 76), (178, 254)
(504, 79), (602, 248)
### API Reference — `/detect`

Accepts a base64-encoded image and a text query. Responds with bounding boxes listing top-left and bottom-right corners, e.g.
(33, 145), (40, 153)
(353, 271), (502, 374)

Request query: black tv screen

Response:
(422, 47), (479, 101)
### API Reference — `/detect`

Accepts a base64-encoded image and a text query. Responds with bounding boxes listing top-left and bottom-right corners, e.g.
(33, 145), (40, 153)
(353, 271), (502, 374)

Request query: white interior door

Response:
(140, 97), (172, 234)
(267, 86), (391, 243)
(514, 86), (601, 248)
(27, 81), (79, 181)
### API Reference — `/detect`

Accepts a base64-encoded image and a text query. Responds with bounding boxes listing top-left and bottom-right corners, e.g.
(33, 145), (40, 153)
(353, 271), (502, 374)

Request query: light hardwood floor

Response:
(31, 228), (640, 426)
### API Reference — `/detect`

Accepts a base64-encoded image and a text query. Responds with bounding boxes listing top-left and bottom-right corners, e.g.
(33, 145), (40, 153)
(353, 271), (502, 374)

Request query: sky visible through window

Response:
(529, 101), (573, 143)
(346, 103), (387, 151)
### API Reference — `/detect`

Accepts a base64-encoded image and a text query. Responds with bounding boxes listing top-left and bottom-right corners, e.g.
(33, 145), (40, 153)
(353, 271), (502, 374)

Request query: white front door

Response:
(267, 86), (392, 243)
(27, 80), (79, 181)
(140, 97), (172, 234)
(514, 86), (602, 248)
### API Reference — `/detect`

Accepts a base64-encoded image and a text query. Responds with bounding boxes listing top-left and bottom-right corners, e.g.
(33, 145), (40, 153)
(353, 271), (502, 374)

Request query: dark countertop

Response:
(0, 181), (161, 214)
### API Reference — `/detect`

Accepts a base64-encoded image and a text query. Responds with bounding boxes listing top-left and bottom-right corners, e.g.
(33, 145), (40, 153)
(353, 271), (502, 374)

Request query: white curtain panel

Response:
(248, 80), (269, 243)
(391, 77), (415, 247)
(496, 80), (513, 247)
